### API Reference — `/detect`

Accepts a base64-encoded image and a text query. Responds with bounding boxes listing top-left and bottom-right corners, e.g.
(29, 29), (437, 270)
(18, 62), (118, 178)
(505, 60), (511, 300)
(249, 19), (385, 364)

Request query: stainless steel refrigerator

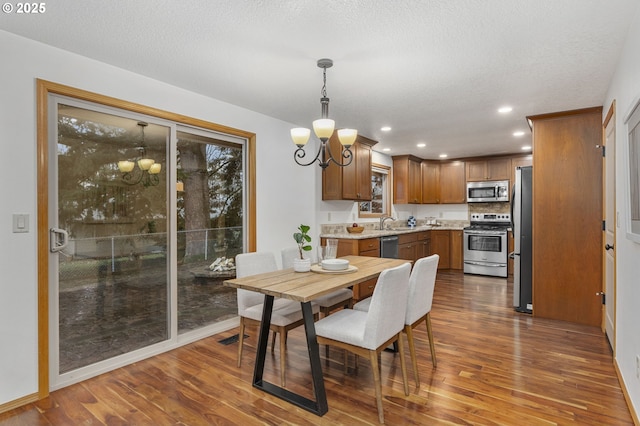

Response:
(511, 166), (532, 313)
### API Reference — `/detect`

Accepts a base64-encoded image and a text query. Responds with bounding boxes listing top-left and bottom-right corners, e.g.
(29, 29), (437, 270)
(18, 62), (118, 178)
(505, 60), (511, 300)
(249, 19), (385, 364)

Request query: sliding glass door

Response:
(48, 95), (247, 389)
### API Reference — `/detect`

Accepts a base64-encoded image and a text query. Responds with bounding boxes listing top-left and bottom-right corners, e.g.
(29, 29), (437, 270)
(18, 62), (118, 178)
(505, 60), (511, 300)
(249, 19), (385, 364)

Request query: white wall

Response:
(0, 30), (315, 405)
(604, 5), (640, 416)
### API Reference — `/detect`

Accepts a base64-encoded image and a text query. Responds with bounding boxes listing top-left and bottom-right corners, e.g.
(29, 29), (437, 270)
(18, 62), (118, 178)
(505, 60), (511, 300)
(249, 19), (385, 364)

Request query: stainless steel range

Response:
(463, 212), (510, 278)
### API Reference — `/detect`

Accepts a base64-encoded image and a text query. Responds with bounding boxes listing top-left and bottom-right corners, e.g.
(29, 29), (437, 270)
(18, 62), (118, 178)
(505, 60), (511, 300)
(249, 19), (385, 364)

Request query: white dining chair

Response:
(315, 262), (411, 424)
(235, 251), (319, 387)
(281, 246), (353, 317)
(353, 254), (439, 387)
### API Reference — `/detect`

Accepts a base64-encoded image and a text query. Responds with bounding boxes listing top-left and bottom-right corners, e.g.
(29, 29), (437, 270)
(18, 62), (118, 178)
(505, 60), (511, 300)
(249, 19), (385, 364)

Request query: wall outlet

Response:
(327, 212), (331, 222)
(636, 355), (640, 379)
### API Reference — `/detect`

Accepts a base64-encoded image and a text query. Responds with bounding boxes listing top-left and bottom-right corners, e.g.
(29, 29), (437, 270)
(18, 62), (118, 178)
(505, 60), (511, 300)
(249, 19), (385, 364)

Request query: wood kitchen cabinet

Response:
(450, 230), (463, 270)
(416, 230), (431, 259)
(322, 236), (380, 301)
(438, 161), (466, 203)
(394, 157), (468, 205)
(430, 230), (450, 269)
(421, 161), (440, 203)
(528, 107), (602, 326)
(322, 134), (377, 201)
(510, 155), (533, 188)
(466, 157), (511, 182)
(398, 233), (418, 261)
(392, 155), (422, 204)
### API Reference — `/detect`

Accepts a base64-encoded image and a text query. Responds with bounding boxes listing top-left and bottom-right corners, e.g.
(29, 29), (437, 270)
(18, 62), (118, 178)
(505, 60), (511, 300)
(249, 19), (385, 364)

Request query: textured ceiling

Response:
(1, 0), (638, 159)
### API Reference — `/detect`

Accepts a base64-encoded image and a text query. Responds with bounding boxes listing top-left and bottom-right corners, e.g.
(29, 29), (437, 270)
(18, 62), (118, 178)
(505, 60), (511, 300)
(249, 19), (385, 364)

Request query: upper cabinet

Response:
(393, 154), (530, 205)
(439, 161), (466, 203)
(466, 157), (511, 182)
(421, 161), (440, 203)
(394, 157), (466, 204)
(322, 134), (377, 201)
(510, 155), (533, 187)
(392, 155), (422, 204)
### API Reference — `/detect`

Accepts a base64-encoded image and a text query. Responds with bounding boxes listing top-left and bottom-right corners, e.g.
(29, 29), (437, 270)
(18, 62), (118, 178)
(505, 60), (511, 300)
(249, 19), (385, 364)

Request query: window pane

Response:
(359, 166), (389, 217)
(56, 105), (169, 373)
(177, 130), (244, 333)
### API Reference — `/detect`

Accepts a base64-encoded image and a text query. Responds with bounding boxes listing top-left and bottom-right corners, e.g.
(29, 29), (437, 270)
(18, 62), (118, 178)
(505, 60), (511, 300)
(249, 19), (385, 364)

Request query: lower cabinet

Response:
(398, 233), (418, 261)
(324, 230), (462, 297)
(417, 231), (431, 259)
(450, 230), (463, 270)
(430, 230), (450, 269)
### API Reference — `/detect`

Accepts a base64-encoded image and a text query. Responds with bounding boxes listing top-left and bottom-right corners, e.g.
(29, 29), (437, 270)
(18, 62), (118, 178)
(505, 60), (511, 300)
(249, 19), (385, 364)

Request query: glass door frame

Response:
(36, 79), (256, 395)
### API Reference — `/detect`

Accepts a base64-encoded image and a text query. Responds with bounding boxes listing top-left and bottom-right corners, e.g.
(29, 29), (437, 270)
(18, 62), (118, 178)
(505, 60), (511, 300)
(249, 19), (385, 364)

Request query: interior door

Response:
(49, 99), (170, 386)
(603, 103), (616, 350)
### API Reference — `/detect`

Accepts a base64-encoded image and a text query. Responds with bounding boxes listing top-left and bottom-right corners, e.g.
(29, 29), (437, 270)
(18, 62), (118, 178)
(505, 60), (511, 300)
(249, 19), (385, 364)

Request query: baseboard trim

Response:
(0, 392), (39, 415)
(614, 358), (640, 425)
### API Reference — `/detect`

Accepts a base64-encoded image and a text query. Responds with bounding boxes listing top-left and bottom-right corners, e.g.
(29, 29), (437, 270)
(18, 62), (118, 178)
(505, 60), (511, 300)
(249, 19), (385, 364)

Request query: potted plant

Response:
(293, 224), (312, 272)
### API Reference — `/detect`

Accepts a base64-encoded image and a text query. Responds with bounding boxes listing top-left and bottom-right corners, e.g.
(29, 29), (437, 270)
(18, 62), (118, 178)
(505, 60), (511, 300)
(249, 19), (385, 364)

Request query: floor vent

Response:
(218, 334), (248, 345)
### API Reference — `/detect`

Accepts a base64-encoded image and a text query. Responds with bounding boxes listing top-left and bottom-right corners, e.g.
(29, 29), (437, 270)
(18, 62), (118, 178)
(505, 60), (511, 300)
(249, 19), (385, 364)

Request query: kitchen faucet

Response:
(379, 215), (395, 230)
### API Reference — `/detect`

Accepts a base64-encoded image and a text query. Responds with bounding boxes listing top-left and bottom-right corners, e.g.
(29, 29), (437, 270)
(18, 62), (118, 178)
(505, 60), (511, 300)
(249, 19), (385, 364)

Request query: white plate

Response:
(321, 258), (349, 271)
(311, 264), (358, 274)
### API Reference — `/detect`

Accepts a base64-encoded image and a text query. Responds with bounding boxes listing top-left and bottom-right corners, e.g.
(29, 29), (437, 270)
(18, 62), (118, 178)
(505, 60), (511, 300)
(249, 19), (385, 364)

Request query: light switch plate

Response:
(12, 214), (29, 233)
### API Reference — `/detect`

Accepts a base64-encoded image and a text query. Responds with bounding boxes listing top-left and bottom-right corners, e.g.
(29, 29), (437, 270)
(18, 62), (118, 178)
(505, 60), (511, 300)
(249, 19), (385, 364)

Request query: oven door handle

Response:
(463, 261), (506, 267)
(464, 230), (506, 235)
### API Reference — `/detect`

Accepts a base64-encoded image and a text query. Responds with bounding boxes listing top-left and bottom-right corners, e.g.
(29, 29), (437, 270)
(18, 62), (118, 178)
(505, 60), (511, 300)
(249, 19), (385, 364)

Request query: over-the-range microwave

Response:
(466, 180), (510, 202)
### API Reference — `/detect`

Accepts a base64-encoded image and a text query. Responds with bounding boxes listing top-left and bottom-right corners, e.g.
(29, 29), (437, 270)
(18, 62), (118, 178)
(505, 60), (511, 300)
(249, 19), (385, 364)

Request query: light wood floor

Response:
(0, 271), (634, 425)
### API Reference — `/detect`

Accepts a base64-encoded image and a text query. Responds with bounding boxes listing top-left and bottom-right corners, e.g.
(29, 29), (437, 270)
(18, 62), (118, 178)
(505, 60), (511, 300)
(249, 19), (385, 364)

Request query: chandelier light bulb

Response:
(312, 118), (335, 140)
(337, 128), (357, 147)
(138, 158), (155, 171)
(118, 160), (135, 173)
(291, 128), (311, 146)
(149, 163), (162, 174)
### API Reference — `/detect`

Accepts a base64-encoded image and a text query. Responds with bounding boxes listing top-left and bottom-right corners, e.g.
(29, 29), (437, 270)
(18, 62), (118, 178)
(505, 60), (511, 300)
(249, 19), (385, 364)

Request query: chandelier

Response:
(291, 58), (357, 169)
(117, 121), (161, 186)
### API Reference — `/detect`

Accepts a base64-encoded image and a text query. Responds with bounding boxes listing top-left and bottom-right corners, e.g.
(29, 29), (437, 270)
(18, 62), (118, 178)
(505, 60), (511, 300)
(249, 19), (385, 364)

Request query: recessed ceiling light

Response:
(382, 148), (391, 152)
(381, 126), (391, 132)
(439, 154), (448, 158)
(417, 143), (426, 148)
(522, 146), (532, 151)
(498, 106), (513, 114)
(513, 131), (526, 137)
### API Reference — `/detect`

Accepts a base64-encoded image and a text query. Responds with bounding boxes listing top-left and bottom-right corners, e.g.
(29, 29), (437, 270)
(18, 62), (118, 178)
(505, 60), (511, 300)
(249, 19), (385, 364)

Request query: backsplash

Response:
(468, 202), (510, 214)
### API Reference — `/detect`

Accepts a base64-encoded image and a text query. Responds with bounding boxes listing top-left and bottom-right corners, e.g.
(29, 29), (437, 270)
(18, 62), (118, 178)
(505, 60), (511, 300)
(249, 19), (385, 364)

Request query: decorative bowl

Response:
(346, 226), (364, 233)
(321, 258), (350, 271)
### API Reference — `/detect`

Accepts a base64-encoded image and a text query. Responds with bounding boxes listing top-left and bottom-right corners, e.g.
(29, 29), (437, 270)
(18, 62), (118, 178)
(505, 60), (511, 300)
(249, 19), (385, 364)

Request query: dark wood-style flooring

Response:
(0, 271), (634, 425)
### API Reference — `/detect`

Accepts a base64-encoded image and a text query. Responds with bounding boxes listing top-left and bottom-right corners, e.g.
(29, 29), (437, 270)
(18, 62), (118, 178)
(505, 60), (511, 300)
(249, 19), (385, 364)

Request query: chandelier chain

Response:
(321, 66), (328, 98)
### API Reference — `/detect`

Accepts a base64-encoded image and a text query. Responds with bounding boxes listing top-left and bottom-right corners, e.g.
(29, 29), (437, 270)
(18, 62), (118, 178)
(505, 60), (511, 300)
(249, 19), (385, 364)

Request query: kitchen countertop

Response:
(320, 224), (467, 240)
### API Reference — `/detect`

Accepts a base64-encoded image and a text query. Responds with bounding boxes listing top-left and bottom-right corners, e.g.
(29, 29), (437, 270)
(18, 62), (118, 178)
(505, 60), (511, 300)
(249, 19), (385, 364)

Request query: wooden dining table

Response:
(223, 255), (411, 416)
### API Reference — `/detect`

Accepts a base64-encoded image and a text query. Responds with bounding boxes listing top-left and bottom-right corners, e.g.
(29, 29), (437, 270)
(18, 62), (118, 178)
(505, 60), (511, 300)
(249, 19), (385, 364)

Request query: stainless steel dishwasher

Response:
(380, 235), (399, 258)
